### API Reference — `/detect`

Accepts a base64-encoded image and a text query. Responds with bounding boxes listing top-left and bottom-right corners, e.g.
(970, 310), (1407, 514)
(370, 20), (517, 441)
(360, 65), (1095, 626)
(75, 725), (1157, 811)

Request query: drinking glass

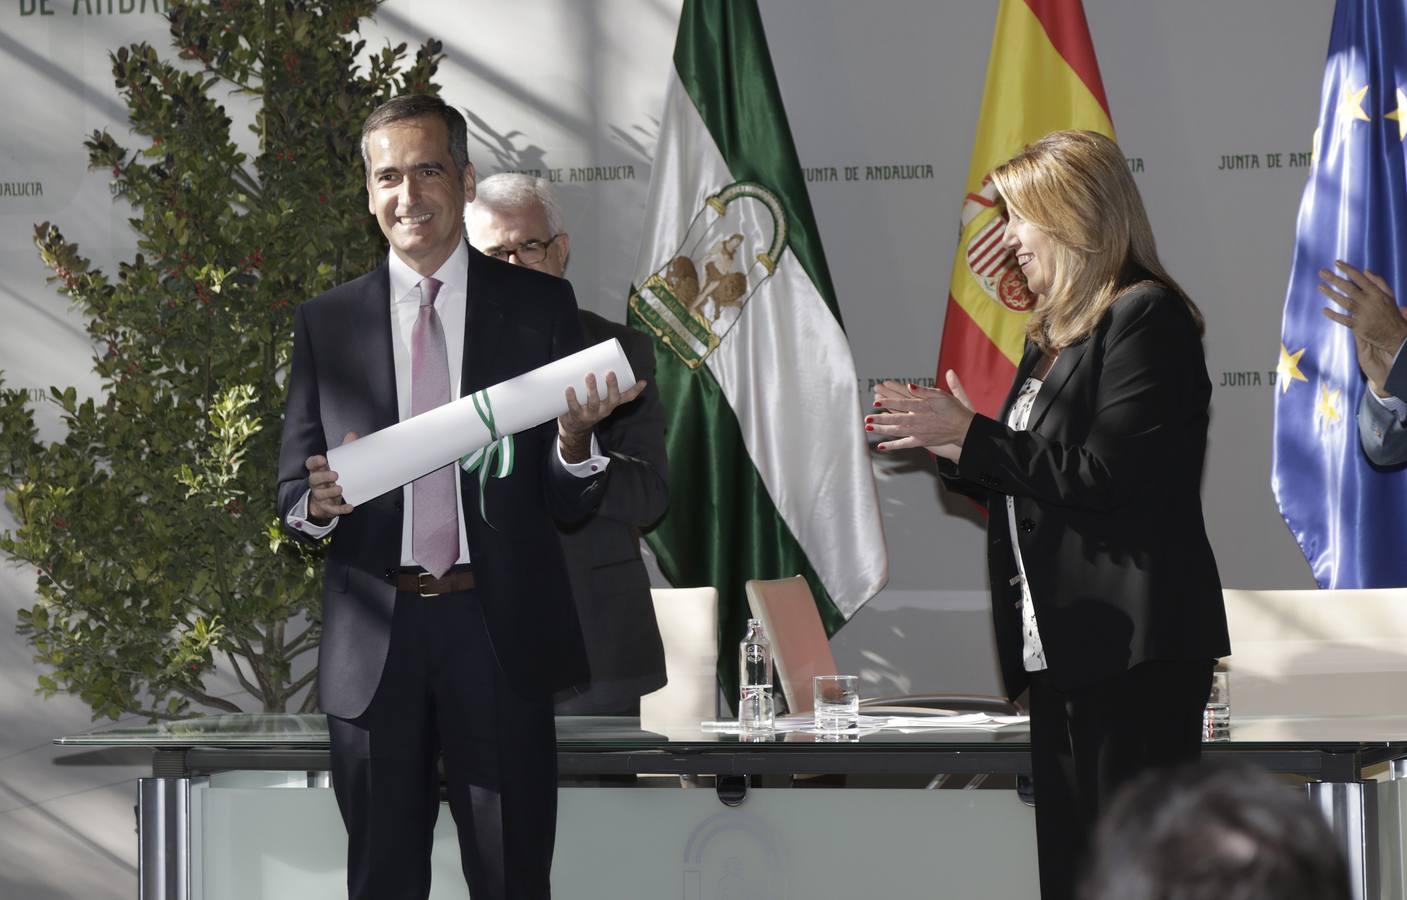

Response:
(1203, 668), (1230, 741)
(813, 674), (860, 732)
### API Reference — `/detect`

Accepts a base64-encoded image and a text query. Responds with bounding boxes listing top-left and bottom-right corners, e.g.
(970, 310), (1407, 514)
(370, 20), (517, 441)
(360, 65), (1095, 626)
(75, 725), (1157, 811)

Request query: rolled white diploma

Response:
(326, 339), (636, 506)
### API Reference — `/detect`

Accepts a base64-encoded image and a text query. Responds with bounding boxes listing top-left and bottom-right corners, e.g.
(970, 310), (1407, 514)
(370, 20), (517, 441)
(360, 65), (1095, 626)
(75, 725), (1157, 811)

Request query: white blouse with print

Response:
(1004, 376), (1047, 672)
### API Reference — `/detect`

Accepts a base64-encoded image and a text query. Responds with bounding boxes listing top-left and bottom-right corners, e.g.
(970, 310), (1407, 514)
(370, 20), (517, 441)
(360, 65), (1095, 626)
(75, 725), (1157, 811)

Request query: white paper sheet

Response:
(326, 339), (636, 506)
(700, 713), (1030, 735)
(885, 714), (1030, 732)
(702, 714), (889, 735)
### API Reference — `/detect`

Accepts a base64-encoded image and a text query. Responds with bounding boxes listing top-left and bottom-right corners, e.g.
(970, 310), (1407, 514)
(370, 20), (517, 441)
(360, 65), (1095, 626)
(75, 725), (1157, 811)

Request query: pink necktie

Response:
(410, 277), (459, 578)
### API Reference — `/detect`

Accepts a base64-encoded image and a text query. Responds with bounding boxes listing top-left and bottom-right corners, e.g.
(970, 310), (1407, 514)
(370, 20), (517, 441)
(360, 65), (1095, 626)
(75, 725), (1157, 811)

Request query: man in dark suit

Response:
(276, 95), (642, 900)
(1319, 260), (1407, 465)
(466, 174), (669, 716)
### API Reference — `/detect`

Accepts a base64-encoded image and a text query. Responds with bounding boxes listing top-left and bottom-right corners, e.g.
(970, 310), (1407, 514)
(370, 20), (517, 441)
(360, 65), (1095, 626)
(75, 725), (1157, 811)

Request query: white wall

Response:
(0, 1), (1339, 895)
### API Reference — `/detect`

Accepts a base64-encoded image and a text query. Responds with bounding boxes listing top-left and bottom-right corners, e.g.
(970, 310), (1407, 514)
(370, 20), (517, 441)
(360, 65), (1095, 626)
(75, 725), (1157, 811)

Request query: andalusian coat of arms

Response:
(629, 182), (787, 368)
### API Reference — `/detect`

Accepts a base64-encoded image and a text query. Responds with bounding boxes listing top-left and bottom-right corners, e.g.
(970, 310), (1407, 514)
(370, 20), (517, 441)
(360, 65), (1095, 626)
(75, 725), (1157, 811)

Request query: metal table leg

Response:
(1307, 780), (1379, 900)
(138, 776), (189, 900)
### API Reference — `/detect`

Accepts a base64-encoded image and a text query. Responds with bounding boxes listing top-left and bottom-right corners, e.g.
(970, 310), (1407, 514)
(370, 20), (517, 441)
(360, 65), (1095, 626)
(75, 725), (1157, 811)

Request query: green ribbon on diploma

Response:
(459, 389), (514, 526)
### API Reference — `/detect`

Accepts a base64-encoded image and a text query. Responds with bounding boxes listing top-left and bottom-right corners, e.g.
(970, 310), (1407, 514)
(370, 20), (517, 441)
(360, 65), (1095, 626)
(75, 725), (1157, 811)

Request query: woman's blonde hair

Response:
(991, 130), (1203, 352)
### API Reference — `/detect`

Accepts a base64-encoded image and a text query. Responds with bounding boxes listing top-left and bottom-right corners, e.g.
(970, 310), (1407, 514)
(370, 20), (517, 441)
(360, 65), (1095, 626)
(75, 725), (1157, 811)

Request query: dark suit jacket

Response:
(277, 245), (599, 719)
(1359, 355), (1407, 465)
(554, 311), (670, 711)
(943, 284), (1230, 698)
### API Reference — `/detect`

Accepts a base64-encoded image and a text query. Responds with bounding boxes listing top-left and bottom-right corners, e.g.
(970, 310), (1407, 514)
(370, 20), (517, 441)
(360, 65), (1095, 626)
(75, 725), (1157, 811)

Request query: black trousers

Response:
(326, 589), (557, 900)
(1027, 659), (1213, 900)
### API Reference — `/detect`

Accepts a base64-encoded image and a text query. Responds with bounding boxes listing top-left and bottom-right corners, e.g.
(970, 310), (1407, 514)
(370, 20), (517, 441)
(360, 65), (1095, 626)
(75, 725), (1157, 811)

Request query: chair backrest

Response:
(640, 586), (720, 733)
(1222, 588), (1407, 717)
(744, 575), (838, 715)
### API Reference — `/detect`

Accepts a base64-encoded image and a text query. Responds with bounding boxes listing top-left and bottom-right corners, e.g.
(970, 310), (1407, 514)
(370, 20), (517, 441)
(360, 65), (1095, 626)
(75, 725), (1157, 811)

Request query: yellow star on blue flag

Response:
(1277, 344), (1308, 394)
(1337, 84), (1371, 124)
(1385, 86), (1407, 141)
(1314, 381), (1343, 426)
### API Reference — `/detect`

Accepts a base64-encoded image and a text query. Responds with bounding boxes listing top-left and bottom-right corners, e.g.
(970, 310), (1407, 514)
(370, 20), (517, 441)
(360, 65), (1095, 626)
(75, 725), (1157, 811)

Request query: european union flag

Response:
(1273, 0), (1407, 588)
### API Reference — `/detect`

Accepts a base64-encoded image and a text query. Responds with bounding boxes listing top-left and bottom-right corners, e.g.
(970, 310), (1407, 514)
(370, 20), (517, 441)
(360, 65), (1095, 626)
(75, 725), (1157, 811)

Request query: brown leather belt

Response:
(391, 567), (475, 596)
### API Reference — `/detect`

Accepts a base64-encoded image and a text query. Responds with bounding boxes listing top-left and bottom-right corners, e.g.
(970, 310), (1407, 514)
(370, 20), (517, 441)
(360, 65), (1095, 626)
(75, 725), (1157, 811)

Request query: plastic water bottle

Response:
(738, 618), (775, 734)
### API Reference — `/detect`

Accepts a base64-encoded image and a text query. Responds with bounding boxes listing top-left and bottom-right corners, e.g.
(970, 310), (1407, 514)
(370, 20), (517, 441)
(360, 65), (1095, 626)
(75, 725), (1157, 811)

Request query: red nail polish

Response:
(864, 416), (874, 424)
(907, 383), (918, 390)
(877, 444), (886, 451)
(872, 400), (882, 407)
(865, 424), (874, 431)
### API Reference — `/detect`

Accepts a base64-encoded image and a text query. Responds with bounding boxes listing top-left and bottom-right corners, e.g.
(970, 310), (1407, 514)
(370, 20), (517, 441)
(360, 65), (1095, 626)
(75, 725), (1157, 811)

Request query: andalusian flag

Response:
(628, 0), (887, 700)
(936, 0), (1114, 417)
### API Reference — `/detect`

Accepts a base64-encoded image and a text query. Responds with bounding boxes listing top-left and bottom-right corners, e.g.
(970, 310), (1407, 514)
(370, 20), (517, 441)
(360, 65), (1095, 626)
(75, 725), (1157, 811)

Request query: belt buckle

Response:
(417, 572), (444, 597)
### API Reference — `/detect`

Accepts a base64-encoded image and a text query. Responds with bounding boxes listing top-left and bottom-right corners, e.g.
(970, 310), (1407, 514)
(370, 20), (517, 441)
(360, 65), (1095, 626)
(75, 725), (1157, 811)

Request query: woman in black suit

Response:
(867, 130), (1229, 900)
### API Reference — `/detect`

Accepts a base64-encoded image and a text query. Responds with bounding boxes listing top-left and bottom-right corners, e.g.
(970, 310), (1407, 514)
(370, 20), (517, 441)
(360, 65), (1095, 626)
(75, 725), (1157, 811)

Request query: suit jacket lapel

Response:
(359, 262), (399, 434)
(1028, 335), (1092, 433)
(462, 244), (507, 396)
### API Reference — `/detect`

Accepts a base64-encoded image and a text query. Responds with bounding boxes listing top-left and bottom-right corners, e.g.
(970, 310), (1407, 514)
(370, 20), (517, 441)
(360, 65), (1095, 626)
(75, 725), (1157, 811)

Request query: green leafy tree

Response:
(0, 1), (443, 720)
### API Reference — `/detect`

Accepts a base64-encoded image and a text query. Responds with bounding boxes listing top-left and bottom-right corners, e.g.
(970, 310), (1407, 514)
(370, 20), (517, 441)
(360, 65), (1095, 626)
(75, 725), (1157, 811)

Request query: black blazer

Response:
(555, 311), (670, 707)
(945, 284), (1230, 697)
(277, 245), (600, 719)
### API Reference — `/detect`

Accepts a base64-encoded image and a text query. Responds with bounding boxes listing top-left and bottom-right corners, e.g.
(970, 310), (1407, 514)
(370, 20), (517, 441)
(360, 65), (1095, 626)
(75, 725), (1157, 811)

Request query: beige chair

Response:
(640, 586), (720, 734)
(744, 575), (1016, 716)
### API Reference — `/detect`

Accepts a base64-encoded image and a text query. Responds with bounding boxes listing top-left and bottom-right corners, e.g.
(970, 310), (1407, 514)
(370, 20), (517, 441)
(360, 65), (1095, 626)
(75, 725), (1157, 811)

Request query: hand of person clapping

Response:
(866, 371), (976, 462)
(1319, 260), (1407, 396)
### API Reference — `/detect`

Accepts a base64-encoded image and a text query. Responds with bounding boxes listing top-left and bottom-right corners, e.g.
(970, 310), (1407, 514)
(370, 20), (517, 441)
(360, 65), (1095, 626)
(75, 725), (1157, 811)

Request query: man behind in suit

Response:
(1320, 260), (1407, 465)
(466, 174), (670, 716)
(276, 95), (643, 900)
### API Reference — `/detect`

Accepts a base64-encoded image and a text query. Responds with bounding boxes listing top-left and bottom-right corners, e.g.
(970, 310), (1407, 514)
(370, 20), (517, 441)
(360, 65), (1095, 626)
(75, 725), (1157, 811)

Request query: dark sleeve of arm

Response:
(1386, 349), (1407, 399)
(541, 282), (606, 523)
(593, 327), (670, 527)
(276, 305), (327, 544)
(957, 293), (1201, 512)
(936, 456), (990, 503)
(1358, 388), (1407, 466)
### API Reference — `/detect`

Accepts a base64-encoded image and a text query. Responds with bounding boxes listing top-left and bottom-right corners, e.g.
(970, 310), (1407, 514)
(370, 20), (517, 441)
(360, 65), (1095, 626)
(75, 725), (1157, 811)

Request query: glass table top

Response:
(54, 712), (1407, 752)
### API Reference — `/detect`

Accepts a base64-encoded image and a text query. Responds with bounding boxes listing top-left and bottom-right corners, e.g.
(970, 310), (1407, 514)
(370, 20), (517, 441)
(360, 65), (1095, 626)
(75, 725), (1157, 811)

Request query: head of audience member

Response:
(360, 94), (476, 276)
(465, 173), (570, 279)
(992, 129), (1202, 352)
(1080, 760), (1350, 900)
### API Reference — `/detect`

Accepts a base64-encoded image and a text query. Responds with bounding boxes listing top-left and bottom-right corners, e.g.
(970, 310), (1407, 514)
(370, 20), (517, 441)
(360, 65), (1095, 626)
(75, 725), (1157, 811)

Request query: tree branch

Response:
(224, 650), (262, 699)
(282, 624), (315, 653)
(284, 641), (318, 662)
(173, 683), (243, 714)
(228, 164), (263, 202)
(231, 634), (274, 699)
(287, 667), (316, 697)
(298, 681), (320, 715)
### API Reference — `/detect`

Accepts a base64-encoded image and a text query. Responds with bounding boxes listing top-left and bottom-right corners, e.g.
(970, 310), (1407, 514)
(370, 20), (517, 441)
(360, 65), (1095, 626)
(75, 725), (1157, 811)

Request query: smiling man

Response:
(277, 95), (641, 900)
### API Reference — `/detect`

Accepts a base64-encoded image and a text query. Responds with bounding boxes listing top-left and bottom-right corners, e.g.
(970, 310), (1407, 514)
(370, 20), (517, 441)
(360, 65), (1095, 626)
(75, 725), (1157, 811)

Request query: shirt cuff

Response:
(286, 490), (338, 538)
(1369, 387), (1407, 422)
(557, 433), (611, 478)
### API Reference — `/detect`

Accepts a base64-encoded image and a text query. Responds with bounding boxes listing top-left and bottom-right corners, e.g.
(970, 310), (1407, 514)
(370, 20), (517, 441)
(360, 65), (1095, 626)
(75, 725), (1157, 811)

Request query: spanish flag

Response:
(936, 0), (1114, 417)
